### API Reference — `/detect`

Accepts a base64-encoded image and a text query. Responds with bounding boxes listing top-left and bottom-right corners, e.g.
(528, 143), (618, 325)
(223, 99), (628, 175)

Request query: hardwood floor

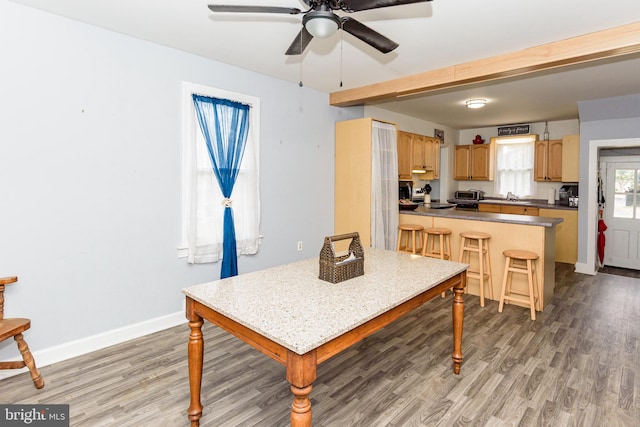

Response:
(598, 265), (640, 279)
(2, 263), (638, 426)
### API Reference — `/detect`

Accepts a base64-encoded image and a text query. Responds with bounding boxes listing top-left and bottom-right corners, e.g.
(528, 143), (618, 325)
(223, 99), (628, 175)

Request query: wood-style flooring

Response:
(1, 263), (638, 426)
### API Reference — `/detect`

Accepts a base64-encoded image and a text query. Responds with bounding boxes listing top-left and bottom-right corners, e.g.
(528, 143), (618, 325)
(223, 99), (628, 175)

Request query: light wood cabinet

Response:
(534, 139), (563, 182)
(397, 131), (439, 180)
(561, 134), (580, 182)
(478, 204), (539, 215)
(397, 131), (413, 180)
(539, 208), (578, 264)
(411, 134), (427, 171)
(454, 142), (494, 180)
(428, 136), (440, 180)
(335, 118), (398, 247)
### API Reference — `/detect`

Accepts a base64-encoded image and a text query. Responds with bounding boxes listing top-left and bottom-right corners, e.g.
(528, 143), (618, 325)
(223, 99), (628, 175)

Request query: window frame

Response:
(493, 134), (537, 198)
(178, 81), (260, 259)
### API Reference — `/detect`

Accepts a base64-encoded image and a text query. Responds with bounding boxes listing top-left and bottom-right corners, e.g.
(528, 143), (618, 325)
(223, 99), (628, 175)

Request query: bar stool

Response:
(498, 249), (540, 320)
(459, 231), (493, 307)
(422, 228), (452, 297)
(397, 224), (424, 254)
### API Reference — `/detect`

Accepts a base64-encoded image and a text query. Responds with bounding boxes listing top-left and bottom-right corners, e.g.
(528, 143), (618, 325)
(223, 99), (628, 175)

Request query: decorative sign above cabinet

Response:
(498, 124), (530, 136)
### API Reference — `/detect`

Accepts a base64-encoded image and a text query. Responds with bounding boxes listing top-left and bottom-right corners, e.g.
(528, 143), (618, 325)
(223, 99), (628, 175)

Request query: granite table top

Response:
(183, 248), (468, 355)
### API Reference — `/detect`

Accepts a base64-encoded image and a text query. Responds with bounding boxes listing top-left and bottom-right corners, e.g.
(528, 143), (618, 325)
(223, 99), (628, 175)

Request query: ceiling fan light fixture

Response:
(303, 10), (340, 38)
(465, 98), (487, 109)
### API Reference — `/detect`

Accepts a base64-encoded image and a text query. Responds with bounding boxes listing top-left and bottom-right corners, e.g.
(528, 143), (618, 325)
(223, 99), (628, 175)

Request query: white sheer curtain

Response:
(371, 121), (399, 250)
(187, 122), (260, 263)
(180, 83), (261, 264)
(495, 138), (535, 197)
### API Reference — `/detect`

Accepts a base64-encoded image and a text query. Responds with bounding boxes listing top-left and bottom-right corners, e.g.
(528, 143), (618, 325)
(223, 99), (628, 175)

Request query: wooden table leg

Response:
(286, 350), (317, 427)
(451, 277), (465, 374)
(187, 318), (204, 427)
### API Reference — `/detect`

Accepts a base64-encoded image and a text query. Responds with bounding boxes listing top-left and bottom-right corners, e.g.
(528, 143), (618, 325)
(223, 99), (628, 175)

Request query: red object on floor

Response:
(598, 219), (607, 264)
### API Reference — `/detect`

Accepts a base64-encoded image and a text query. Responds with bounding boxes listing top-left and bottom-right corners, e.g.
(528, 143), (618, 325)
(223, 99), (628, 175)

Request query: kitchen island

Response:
(400, 206), (563, 310)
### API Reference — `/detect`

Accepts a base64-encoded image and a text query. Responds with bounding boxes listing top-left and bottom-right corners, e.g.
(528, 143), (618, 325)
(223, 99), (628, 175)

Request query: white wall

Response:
(576, 93), (640, 273)
(0, 1), (362, 366)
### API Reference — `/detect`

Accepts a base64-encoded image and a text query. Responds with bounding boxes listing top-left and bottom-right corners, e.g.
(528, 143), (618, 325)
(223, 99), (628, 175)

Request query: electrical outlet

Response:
(297, 241), (303, 251)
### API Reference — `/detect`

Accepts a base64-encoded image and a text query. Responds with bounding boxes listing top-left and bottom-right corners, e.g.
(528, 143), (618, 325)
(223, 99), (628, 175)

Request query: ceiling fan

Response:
(207, 0), (432, 55)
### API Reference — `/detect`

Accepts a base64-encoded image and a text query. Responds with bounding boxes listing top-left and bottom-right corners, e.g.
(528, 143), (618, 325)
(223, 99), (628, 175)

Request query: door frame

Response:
(600, 156), (640, 268)
(580, 138), (640, 275)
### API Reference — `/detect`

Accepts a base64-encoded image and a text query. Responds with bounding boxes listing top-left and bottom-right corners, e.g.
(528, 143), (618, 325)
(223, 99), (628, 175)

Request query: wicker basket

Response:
(319, 232), (365, 283)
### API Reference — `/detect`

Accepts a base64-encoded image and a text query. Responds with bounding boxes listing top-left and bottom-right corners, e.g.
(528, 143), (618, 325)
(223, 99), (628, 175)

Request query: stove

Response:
(412, 187), (425, 202)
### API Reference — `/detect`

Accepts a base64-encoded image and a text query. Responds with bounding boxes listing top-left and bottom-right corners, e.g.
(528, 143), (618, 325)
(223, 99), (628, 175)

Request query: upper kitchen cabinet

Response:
(397, 131), (413, 180)
(534, 139), (563, 182)
(454, 142), (494, 180)
(397, 131), (439, 180)
(561, 134), (580, 182)
(425, 136), (440, 180)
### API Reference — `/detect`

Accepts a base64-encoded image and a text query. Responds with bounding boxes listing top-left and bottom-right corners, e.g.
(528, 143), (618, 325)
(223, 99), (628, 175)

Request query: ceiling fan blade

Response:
(208, 5), (302, 14)
(285, 27), (314, 55)
(341, 17), (399, 53)
(344, 0), (431, 12)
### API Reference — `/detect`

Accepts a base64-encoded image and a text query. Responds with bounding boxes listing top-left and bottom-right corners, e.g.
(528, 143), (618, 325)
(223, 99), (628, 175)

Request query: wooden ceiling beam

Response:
(329, 21), (640, 107)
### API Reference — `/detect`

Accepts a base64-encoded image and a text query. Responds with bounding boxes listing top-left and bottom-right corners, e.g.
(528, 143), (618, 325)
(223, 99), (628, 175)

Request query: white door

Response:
(603, 161), (640, 269)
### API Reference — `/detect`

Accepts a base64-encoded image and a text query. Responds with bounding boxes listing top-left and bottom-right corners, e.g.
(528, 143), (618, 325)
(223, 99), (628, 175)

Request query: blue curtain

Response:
(192, 94), (250, 278)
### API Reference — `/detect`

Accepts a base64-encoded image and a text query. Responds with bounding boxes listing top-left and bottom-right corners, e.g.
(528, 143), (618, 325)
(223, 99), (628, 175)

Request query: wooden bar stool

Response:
(498, 249), (540, 320)
(459, 231), (493, 307)
(397, 224), (424, 254)
(422, 228), (452, 297)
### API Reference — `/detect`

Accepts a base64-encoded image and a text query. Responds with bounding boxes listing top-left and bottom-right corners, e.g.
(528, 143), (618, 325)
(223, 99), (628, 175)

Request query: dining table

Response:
(183, 247), (468, 426)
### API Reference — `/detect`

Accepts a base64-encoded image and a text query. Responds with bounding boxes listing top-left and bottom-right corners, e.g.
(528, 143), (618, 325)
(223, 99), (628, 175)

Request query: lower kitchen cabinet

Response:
(539, 208), (578, 264)
(478, 204), (539, 216)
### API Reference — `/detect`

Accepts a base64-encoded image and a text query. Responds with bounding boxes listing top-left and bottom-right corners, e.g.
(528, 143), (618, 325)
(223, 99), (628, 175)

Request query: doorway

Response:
(601, 156), (640, 270)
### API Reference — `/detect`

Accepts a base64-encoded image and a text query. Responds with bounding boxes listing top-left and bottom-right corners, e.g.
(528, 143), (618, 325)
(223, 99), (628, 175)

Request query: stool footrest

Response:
(467, 269), (491, 279)
(502, 295), (536, 305)
(424, 252), (450, 260)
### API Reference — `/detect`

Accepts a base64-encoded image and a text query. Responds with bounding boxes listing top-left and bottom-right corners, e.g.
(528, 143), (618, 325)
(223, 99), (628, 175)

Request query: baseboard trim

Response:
(574, 262), (596, 275)
(0, 310), (186, 380)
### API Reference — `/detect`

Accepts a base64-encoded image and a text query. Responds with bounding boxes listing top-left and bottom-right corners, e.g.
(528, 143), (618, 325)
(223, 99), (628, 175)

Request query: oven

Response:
(447, 190), (485, 212)
(453, 203), (479, 212)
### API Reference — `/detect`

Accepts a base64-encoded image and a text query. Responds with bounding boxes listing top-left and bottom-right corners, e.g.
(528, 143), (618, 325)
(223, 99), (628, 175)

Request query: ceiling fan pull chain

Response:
(299, 28), (304, 87)
(339, 26), (344, 87)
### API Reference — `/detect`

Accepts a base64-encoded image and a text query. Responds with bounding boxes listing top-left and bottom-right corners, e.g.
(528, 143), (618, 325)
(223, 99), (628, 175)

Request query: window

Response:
(612, 167), (640, 219)
(179, 82), (261, 262)
(494, 135), (536, 197)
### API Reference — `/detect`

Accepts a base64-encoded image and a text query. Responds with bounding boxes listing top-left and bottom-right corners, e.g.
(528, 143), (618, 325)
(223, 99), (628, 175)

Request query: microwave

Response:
(454, 190), (485, 201)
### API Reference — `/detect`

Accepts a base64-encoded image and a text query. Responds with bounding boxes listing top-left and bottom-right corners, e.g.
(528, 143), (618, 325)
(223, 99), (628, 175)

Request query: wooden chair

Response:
(0, 276), (44, 388)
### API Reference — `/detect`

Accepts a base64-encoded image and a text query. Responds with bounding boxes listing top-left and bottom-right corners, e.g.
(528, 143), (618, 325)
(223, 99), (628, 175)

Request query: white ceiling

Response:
(11, 0), (640, 129)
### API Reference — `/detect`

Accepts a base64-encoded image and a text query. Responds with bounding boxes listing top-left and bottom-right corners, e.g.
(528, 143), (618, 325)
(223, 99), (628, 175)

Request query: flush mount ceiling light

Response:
(465, 99), (487, 109)
(303, 9), (341, 38)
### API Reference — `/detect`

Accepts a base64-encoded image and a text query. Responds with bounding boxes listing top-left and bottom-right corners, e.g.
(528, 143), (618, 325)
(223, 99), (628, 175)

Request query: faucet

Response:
(506, 192), (519, 201)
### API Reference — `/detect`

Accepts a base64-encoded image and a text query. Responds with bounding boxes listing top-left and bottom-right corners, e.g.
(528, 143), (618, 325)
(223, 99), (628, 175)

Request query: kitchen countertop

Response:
(402, 206), (564, 227)
(478, 199), (578, 211)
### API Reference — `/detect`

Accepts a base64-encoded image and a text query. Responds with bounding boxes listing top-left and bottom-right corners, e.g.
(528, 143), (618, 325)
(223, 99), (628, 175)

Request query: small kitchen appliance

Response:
(412, 186), (425, 203)
(559, 184), (578, 206)
(399, 181), (412, 200)
(423, 183), (432, 203)
(447, 190), (485, 211)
